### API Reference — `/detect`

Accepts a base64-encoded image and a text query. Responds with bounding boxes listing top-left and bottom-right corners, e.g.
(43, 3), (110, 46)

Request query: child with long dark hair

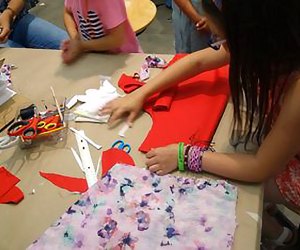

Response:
(101, 0), (300, 248)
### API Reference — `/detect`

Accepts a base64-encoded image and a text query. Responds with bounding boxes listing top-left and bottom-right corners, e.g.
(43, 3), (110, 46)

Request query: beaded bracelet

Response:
(177, 142), (185, 172)
(184, 144), (191, 169)
(187, 146), (208, 173)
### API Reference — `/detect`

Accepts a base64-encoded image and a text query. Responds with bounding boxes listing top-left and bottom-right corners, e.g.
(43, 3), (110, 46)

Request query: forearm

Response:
(2, 0), (25, 19)
(174, 0), (203, 23)
(202, 151), (267, 183)
(137, 47), (229, 100)
(64, 8), (78, 39)
(80, 24), (125, 53)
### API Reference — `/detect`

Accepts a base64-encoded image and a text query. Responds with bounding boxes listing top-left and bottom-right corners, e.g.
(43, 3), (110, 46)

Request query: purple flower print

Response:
(116, 233), (139, 249)
(199, 215), (207, 226)
(205, 227), (213, 232)
(99, 173), (118, 193)
(97, 217), (118, 239)
(165, 226), (180, 239)
(136, 211), (150, 231)
(120, 178), (134, 197)
(66, 206), (76, 215)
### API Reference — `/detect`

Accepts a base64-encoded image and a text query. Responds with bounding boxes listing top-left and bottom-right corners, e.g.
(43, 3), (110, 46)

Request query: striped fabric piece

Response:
(77, 10), (105, 40)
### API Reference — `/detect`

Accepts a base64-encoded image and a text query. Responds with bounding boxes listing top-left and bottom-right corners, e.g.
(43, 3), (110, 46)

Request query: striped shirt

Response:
(65, 0), (142, 53)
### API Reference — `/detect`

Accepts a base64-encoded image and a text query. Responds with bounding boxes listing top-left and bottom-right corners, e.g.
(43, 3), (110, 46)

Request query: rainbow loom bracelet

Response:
(178, 142), (185, 171)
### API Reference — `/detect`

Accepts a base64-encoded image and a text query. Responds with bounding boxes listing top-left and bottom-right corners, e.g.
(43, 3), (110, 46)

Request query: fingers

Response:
(107, 108), (124, 125)
(127, 111), (137, 124)
(145, 149), (156, 158)
(0, 27), (10, 42)
(145, 157), (158, 168)
(148, 164), (161, 173)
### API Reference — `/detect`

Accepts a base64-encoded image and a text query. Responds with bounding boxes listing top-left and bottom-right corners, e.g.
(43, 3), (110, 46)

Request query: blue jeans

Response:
(172, 0), (210, 53)
(2, 13), (68, 49)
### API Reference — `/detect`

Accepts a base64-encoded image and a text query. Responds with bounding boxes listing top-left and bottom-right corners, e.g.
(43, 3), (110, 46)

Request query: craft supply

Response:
(177, 142), (185, 171)
(70, 147), (84, 172)
(111, 139), (131, 153)
(40, 172), (88, 193)
(66, 95), (78, 109)
(0, 166), (24, 204)
(145, 55), (167, 68)
(29, 164), (237, 250)
(70, 127), (102, 150)
(118, 54), (230, 153)
(118, 123), (130, 138)
(19, 104), (36, 120)
(95, 154), (102, 176)
(0, 135), (19, 149)
(74, 130), (98, 188)
(50, 86), (64, 126)
(74, 80), (120, 122)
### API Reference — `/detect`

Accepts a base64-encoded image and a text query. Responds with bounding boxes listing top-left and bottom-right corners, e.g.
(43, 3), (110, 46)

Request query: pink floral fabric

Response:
(28, 164), (237, 249)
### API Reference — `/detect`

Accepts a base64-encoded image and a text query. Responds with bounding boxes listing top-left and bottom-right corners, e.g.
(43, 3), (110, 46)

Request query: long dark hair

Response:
(203, 0), (300, 147)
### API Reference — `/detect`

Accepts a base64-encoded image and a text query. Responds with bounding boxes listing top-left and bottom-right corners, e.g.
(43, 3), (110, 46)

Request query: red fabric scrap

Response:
(101, 148), (135, 176)
(0, 166), (24, 204)
(39, 172), (88, 193)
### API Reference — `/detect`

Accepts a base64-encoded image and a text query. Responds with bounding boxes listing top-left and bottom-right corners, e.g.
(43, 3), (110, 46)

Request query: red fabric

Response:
(102, 148), (135, 175)
(118, 54), (230, 153)
(39, 172), (88, 193)
(119, 74), (176, 111)
(0, 166), (24, 204)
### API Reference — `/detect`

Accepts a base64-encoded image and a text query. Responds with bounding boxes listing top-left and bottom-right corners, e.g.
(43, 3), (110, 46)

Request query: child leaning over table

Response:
(61, 0), (142, 64)
(101, 0), (300, 249)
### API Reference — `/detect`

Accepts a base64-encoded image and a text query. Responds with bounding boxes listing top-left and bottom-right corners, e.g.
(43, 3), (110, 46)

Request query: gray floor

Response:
(30, 0), (175, 54)
(31, 0), (300, 230)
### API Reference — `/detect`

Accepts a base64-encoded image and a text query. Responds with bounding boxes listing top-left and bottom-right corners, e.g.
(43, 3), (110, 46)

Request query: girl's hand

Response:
(195, 17), (209, 31)
(0, 11), (12, 43)
(61, 38), (83, 64)
(100, 91), (145, 126)
(145, 144), (178, 175)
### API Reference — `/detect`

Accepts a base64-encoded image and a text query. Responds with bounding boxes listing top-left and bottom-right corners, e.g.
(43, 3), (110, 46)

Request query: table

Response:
(0, 48), (262, 250)
(125, 0), (157, 34)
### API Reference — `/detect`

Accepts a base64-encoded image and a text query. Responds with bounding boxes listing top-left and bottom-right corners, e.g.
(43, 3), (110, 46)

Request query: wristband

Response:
(177, 142), (185, 172)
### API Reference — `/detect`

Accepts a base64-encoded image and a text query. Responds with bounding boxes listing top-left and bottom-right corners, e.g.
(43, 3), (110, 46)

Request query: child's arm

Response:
(0, 0), (25, 42)
(173, 0), (207, 30)
(200, 78), (300, 182)
(101, 46), (230, 124)
(146, 77), (300, 183)
(63, 7), (78, 39)
(79, 22), (126, 52)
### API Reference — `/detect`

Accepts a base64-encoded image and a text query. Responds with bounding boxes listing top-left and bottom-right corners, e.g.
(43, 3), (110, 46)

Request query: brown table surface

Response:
(126, 0), (157, 33)
(0, 48), (262, 250)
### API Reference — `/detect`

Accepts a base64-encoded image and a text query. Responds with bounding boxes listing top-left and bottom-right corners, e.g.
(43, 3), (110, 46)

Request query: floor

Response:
(31, 0), (300, 231)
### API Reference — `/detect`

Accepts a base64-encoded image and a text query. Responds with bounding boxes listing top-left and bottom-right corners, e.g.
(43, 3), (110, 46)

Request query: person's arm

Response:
(63, 6), (78, 39)
(0, 0), (25, 42)
(173, 0), (208, 30)
(174, 0), (203, 23)
(146, 77), (300, 182)
(201, 78), (300, 182)
(101, 46), (230, 124)
(79, 22), (125, 52)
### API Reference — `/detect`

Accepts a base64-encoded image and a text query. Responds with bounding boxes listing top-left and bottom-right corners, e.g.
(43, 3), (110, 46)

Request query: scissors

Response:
(7, 117), (40, 140)
(111, 139), (131, 153)
(7, 115), (62, 140)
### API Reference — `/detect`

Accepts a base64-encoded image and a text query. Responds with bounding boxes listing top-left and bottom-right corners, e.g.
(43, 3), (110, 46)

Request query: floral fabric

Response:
(28, 164), (237, 250)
